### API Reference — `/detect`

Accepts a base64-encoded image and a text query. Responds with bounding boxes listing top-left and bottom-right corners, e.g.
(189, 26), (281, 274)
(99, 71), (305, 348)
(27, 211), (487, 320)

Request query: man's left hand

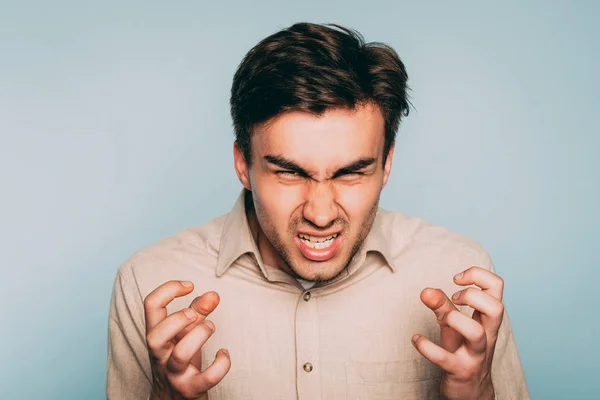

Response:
(412, 266), (505, 400)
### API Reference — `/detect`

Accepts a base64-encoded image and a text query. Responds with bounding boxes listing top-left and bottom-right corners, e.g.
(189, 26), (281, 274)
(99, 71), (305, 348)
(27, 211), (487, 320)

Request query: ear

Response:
(233, 141), (252, 190)
(382, 142), (395, 189)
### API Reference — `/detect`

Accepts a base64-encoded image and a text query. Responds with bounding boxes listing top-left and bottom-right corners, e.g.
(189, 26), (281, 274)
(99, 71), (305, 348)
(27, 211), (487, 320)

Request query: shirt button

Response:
(303, 291), (311, 301)
(303, 362), (313, 372)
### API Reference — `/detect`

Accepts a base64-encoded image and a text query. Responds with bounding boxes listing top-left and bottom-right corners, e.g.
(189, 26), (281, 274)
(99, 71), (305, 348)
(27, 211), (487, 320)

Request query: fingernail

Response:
(222, 349), (230, 357)
(411, 334), (420, 343)
(204, 320), (216, 332)
(181, 281), (193, 288)
(454, 272), (464, 280)
(183, 309), (196, 319)
(452, 291), (460, 301)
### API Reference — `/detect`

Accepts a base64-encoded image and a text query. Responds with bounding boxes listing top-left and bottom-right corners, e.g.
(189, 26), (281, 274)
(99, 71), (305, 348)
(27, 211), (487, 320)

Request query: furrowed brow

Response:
(331, 157), (377, 178)
(264, 155), (311, 178)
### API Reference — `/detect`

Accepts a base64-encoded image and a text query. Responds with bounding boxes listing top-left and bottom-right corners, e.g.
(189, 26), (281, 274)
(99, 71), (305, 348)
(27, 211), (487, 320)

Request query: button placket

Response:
(295, 291), (321, 399)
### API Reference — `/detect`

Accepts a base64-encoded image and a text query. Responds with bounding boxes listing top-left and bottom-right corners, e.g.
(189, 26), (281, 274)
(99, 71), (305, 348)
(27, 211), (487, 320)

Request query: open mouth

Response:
(295, 233), (341, 261)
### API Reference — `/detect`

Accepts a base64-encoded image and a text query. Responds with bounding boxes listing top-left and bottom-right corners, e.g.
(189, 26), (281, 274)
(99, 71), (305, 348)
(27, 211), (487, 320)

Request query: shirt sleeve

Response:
(486, 256), (530, 400)
(490, 309), (530, 399)
(106, 263), (153, 399)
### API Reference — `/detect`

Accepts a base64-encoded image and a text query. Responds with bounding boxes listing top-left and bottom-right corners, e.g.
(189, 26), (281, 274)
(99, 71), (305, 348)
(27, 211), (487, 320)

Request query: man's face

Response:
(234, 103), (394, 282)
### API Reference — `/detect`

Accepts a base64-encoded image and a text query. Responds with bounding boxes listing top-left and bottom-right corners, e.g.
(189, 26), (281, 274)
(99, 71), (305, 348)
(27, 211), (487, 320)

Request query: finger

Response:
(190, 291), (221, 318)
(167, 320), (216, 373)
(146, 308), (197, 362)
(438, 310), (486, 355)
(187, 348), (232, 394)
(174, 291), (221, 342)
(452, 288), (504, 333)
(411, 334), (455, 372)
(454, 266), (504, 301)
(420, 288), (462, 352)
(144, 280), (195, 331)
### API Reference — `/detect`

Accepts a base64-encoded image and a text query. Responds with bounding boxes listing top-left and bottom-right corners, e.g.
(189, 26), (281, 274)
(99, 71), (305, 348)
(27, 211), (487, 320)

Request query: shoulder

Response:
(376, 208), (494, 275)
(117, 213), (229, 296)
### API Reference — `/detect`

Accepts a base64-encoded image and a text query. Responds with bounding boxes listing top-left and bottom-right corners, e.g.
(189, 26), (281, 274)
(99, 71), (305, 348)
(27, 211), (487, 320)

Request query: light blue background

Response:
(1, 1), (598, 399)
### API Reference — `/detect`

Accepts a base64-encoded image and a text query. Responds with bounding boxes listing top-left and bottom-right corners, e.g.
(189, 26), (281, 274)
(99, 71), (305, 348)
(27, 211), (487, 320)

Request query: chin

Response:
(292, 259), (348, 283)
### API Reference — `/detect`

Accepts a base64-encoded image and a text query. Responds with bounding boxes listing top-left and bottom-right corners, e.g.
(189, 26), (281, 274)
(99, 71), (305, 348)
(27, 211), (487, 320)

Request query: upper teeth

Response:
(299, 233), (338, 242)
(299, 233), (338, 249)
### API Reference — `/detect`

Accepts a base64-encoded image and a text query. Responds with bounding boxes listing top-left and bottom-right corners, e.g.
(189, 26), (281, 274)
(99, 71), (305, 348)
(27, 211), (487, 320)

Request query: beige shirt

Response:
(107, 191), (529, 399)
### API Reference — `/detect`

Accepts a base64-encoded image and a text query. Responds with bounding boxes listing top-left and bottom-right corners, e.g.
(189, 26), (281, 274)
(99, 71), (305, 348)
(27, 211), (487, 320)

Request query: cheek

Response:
(253, 175), (305, 222)
(335, 180), (381, 216)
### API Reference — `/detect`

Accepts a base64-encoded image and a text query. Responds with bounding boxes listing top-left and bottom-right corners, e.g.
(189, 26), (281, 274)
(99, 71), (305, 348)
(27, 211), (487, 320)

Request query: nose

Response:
(302, 181), (339, 228)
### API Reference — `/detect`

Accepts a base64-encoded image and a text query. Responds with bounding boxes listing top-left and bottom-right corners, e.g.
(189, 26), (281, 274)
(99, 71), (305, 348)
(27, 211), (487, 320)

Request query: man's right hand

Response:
(144, 280), (231, 400)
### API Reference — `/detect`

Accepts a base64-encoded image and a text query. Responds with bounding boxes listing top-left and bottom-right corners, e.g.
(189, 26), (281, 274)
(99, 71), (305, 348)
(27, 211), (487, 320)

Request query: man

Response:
(107, 23), (529, 399)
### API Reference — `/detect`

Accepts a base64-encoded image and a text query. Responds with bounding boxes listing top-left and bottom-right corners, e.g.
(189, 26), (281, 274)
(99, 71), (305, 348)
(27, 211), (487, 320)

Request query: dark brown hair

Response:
(230, 22), (410, 165)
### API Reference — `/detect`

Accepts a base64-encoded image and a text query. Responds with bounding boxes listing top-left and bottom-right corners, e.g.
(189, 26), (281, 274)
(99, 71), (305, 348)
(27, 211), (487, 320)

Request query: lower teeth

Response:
(301, 238), (334, 249)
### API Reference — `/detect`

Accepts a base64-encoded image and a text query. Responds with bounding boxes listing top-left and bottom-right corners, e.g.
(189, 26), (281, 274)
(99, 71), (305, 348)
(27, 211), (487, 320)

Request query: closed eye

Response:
(334, 171), (365, 179)
(276, 170), (301, 177)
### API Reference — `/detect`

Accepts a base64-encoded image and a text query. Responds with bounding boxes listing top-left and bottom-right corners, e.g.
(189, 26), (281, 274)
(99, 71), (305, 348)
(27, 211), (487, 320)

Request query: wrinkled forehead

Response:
(252, 104), (385, 171)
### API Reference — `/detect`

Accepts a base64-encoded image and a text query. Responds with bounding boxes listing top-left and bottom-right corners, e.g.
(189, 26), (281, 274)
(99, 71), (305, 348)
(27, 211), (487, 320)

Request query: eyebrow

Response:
(264, 154), (377, 179)
(331, 157), (376, 178)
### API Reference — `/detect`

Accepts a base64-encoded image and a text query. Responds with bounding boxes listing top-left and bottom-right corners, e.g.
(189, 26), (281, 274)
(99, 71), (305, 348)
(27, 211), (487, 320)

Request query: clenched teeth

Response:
(298, 233), (338, 249)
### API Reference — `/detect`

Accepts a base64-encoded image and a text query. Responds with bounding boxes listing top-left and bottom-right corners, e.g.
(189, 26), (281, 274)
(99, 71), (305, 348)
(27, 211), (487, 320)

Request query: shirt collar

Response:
(216, 190), (263, 277)
(216, 190), (396, 277)
(362, 209), (397, 272)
